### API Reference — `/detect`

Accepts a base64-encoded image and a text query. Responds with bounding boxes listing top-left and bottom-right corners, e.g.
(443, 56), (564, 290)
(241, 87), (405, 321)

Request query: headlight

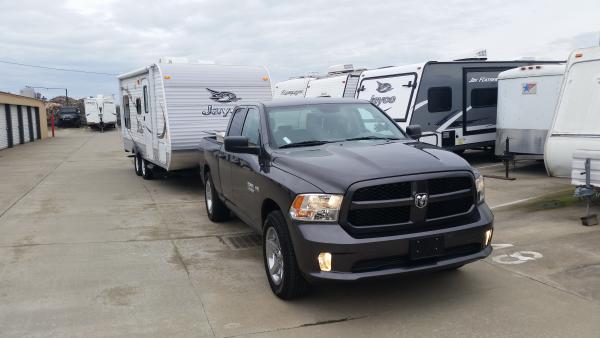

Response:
(289, 194), (343, 222)
(474, 171), (485, 203)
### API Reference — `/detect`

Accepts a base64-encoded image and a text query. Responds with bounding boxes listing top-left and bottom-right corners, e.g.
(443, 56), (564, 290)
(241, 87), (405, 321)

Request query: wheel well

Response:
(202, 165), (210, 182)
(261, 199), (281, 227)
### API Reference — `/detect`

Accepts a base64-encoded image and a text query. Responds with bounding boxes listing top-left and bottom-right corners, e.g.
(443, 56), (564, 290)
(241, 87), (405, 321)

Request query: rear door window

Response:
(227, 108), (247, 136)
(241, 107), (260, 145)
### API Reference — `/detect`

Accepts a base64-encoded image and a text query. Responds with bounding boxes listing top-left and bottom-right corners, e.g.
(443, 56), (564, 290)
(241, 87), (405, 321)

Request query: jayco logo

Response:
(202, 105), (234, 117)
(468, 77), (498, 83)
(376, 81), (393, 93)
(370, 95), (396, 106)
(281, 89), (304, 96)
(207, 88), (241, 103)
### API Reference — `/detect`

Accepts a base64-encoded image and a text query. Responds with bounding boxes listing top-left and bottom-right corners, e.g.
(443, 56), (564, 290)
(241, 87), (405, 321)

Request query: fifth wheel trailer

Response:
(118, 60), (272, 178)
(545, 47), (600, 177)
(84, 95), (117, 131)
(495, 64), (565, 159)
(355, 60), (561, 151)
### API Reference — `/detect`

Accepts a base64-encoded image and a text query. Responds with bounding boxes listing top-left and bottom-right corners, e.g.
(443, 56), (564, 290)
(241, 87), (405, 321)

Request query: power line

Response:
(0, 59), (119, 76)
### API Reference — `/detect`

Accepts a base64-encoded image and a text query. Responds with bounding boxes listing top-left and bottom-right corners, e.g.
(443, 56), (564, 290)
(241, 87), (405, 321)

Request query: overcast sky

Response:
(1, 0), (600, 98)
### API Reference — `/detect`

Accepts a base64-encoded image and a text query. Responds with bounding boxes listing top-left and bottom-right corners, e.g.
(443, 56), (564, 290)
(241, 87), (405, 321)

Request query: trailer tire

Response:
(204, 172), (229, 222)
(141, 158), (154, 180)
(263, 210), (309, 300)
(134, 154), (143, 176)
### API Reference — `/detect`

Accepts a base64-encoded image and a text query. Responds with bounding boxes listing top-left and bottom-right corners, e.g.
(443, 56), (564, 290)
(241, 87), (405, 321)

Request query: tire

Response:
(141, 158), (154, 180)
(263, 210), (309, 300)
(204, 172), (229, 222)
(134, 154), (142, 176)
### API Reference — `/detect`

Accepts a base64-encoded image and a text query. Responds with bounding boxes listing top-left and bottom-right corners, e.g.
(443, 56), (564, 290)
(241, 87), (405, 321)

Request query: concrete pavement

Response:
(0, 128), (599, 337)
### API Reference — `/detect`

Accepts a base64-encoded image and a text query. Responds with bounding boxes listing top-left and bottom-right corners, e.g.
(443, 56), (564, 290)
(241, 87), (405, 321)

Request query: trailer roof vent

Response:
(327, 64), (355, 74)
(158, 57), (190, 64)
(454, 49), (488, 61)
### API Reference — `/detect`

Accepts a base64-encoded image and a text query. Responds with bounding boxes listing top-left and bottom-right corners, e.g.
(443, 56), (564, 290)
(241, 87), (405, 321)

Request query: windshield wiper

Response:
(279, 140), (331, 149)
(343, 136), (402, 141)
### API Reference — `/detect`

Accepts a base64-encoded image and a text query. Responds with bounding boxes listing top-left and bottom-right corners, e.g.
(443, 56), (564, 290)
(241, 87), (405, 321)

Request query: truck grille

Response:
(343, 173), (476, 237)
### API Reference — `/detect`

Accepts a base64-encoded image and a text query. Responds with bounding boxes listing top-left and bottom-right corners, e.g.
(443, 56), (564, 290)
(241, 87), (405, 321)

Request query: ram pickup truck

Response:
(199, 98), (493, 299)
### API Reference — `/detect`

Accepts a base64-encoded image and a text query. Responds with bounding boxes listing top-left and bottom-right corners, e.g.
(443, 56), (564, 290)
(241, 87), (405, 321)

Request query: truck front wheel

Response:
(204, 172), (229, 222)
(263, 210), (309, 299)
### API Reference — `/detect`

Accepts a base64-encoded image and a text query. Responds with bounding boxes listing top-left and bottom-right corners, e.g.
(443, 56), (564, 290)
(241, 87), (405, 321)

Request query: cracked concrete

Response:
(0, 128), (599, 337)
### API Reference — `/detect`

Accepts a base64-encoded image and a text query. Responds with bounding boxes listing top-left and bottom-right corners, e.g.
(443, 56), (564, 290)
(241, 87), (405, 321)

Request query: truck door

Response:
(230, 106), (262, 225)
(356, 73), (417, 122)
(219, 107), (247, 201)
(141, 79), (154, 160)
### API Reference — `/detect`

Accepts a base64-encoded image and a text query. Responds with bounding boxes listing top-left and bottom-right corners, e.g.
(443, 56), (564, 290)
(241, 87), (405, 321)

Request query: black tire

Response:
(141, 158), (154, 180)
(204, 172), (229, 222)
(134, 154), (142, 176)
(263, 210), (309, 300)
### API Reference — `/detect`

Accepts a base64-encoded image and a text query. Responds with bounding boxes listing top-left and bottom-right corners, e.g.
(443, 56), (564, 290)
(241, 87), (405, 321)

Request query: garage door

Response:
(23, 107), (31, 143)
(32, 107), (38, 140)
(10, 105), (21, 145)
(0, 105), (8, 150)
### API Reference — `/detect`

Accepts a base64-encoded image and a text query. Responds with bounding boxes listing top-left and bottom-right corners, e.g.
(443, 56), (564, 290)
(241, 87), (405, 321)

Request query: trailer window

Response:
(143, 86), (149, 113)
(135, 98), (142, 114)
(428, 87), (452, 112)
(228, 108), (247, 137)
(123, 95), (131, 129)
(241, 108), (260, 145)
(471, 88), (497, 108)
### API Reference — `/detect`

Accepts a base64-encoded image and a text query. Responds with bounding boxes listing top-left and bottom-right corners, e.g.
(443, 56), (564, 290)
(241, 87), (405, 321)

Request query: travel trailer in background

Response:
(304, 64), (365, 98)
(118, 59), (272, 178)
(545, 47), (600, 177)
(84, 95), (117, 131)
(355, 58), (561, 151)
(272, 77), (314, 99)
(495, 64), (565, 159)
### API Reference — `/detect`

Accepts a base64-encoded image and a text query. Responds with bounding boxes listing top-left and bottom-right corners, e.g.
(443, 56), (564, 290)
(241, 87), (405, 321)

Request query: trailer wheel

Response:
(204, 172), (229, 222)
(134, 154), (142, 176)
(141, 158), (154, 180)
(263, 210), (309, 300)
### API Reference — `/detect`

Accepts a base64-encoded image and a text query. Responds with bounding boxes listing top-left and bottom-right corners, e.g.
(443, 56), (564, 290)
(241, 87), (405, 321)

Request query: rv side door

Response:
(141, 79), (154, 160)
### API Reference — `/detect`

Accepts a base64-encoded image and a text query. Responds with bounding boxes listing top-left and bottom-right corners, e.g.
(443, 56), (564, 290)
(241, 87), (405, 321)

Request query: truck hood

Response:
(272, 141), (473, 194)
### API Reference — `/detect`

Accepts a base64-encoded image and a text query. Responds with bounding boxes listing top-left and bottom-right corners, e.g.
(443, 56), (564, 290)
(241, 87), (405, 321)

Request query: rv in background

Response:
(85, 95), (117, 131)
(355, 58), (561, 151)
(118, 58), (272, 179)
(304, 64), (365, 98)
(272, 77), (314, 99)
(495, 64), (565, 159)
(545, 47), (600, 177)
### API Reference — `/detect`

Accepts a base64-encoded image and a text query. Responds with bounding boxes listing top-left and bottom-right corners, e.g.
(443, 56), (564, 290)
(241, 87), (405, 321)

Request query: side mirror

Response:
(224, 136), (259, 154)
(406, 125), (422, 139)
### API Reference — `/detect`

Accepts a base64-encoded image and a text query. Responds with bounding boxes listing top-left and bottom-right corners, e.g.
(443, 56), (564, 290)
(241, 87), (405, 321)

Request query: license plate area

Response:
(410, 236), (445, 260)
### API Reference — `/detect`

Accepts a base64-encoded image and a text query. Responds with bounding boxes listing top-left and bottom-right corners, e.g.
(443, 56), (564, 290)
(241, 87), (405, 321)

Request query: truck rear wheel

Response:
(204, 172), (229, 222)
(263, 210), (309, 300)
(134, 154), (142, 176)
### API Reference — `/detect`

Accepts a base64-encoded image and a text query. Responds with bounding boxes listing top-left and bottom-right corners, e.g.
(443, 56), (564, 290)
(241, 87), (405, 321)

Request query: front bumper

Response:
(289, 203), (493, 283)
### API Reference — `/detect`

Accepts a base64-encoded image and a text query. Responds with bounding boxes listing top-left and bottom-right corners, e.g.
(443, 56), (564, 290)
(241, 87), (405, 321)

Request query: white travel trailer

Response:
(84, 95), (117, 131)
(495, 64), (565, 159)
(304, 64), (365, 98)
(545, 47), (600, 177)
(355, 59), (560, 150)
(118, 60), (272, 178)
(272, 77), (314, 99)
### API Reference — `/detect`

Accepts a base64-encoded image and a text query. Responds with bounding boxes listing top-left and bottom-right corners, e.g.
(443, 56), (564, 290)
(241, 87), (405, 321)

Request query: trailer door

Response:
(142, 79), (154, 160)
(356, 73), (417, 121)
(462, 68), (506, 135)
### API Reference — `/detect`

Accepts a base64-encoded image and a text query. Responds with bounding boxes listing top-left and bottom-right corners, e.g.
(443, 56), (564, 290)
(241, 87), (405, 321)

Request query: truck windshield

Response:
(267, 103), (406, 148)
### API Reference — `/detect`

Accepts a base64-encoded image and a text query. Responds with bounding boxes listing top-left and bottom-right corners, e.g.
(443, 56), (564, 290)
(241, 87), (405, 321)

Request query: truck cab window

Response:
(428, 87), (452, 112)
(135, 98), (142, 114)
(471, 88), (497, 108)
(228, 108), (247, 136)
(123, 95), (131, 129)
(241, 108), (260, 145)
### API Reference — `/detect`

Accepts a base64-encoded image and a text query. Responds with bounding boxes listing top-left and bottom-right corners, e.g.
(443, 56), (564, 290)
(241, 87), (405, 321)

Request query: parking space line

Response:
(490, 189), (573, 210)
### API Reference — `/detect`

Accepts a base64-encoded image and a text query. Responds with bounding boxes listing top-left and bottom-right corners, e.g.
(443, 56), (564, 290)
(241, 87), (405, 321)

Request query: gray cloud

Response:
(1, 0), (599, 98)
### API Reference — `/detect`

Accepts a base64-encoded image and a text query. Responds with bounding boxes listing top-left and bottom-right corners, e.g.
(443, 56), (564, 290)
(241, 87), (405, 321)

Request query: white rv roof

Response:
(359, 63), (426, 78)
(118, 63), (269, 81)
(499, 64), (565, 80)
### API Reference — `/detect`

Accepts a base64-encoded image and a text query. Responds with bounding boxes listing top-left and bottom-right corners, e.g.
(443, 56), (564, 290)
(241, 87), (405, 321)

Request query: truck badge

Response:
(415, 193), (428, 208)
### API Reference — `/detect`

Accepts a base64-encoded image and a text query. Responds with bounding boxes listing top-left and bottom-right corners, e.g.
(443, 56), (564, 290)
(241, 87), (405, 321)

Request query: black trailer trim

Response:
(26, 106), (34, 142)
(17, 105), (24, 144)
(357, 72), (418, 122)
(4, 104), (13, 148)
(34, 107), (41, 139)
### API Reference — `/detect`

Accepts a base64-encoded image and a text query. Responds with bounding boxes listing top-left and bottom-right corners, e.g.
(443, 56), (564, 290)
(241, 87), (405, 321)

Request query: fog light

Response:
(318, 252), (332, 272)
(484, 229), (493, 246)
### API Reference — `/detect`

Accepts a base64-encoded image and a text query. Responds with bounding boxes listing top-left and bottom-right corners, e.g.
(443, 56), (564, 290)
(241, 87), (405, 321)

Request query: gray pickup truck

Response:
(199, 98), (493, 299)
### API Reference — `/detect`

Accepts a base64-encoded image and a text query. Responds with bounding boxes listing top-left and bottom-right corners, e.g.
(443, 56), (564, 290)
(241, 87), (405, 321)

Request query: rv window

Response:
(123, 95), (131, 129)
(143, 86), (149, 113)
(428, 87), (452, 113)
(471, 88), (497, 108)
(241, 108), (260, 145)
(228, 108), (247, 137)
(135, 98), (142, 114)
